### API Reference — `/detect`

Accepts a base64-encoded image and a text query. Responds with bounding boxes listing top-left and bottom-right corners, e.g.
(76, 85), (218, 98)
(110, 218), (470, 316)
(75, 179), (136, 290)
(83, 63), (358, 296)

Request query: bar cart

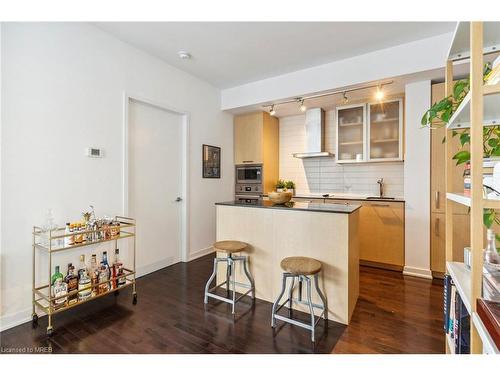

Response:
(32, 216), (137, 336)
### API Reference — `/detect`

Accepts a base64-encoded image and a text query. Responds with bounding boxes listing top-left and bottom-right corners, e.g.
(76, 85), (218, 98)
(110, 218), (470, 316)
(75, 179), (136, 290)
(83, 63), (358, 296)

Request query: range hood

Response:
(293, 108), (334, 158)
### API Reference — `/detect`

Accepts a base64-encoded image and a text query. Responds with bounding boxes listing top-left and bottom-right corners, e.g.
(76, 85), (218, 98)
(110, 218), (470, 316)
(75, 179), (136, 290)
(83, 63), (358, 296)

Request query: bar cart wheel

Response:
(132, 293), (137, 305)
(46, 327), (53, 337)
(31, 313), (38, 328)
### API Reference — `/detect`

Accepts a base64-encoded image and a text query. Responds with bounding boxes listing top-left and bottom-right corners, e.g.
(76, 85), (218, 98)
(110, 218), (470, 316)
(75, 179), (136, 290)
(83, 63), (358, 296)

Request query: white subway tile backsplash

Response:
(279, 111), (404, 197)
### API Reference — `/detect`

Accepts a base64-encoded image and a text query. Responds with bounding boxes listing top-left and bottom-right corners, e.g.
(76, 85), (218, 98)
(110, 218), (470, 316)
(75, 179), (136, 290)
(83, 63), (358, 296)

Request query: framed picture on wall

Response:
(202, 144), (221, 178)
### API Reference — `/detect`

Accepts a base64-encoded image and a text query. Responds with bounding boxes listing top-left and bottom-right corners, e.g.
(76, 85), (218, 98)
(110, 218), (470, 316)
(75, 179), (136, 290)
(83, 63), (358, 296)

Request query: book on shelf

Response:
(444, 273), (471, 354)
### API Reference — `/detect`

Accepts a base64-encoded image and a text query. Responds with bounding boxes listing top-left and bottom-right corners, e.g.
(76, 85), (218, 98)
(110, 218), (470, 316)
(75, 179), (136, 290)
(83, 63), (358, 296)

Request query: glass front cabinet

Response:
(336, 99), (403, 163)
(336, 104), (366, 163)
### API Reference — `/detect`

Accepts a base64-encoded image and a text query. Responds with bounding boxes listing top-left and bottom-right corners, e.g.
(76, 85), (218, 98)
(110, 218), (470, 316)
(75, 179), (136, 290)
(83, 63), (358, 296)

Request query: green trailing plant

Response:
(420, 62), (500, 232)
(284, 180), (296, 190)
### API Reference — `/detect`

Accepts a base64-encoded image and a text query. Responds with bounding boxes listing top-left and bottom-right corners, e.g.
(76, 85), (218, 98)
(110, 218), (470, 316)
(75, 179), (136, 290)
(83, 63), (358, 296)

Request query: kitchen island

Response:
(215, 200), (360, 324)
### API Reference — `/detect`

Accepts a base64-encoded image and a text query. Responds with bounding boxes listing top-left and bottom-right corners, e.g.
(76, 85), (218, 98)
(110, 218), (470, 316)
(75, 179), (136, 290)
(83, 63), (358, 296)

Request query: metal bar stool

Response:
(271, 256), (328, 342)
(204, 240), (255, 314)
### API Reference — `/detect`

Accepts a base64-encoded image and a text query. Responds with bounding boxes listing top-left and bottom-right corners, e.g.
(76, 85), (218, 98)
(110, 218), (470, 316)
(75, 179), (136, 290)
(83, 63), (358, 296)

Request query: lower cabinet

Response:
(430, 213), (470, 275)
(327, 199), (405, 270)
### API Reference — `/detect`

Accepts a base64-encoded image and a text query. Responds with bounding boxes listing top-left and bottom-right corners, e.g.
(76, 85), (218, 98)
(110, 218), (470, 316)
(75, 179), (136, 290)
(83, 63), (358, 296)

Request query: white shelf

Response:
(446, 261), (472, 315)
(339, 122), (363, 127)
(339, 141), (363, 146)
(371, 117), (399, 124)
(446, 90), (500, 129)
(446, 192), (500, 209)
(472, 312), (500, 354)
(371, 138), (399, 144)
(448, 22), (500, 61)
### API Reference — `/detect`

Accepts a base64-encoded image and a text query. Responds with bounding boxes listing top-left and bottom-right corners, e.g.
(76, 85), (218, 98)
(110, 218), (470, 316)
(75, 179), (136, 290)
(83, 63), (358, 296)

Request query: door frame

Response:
(123, 92), (190, 263)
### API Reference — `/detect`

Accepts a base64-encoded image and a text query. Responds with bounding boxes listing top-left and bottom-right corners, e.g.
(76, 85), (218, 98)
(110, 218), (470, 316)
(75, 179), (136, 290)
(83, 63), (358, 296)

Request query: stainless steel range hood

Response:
(293, 108), (334, 158)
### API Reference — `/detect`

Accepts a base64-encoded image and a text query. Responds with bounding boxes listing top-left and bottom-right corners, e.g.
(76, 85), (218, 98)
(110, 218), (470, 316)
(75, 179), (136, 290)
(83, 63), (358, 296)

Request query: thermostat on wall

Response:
(86, 147), (104, 158)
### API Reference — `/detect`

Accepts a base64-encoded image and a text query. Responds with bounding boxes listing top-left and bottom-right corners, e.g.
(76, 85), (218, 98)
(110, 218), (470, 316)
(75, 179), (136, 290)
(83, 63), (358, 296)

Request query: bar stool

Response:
(204, 240), (255, 314)
(271, 256), (328, 342)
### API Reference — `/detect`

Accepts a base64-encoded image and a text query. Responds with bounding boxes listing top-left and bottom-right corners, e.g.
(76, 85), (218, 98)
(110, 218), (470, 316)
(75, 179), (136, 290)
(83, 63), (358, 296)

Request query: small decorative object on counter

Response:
(275, 179), (286, 192)
(284, 180), (296, 196)
(51, 266), (67, 310)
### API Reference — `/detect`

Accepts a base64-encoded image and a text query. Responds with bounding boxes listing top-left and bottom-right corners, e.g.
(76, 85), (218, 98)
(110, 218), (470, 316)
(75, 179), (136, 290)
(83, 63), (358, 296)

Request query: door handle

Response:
(435, 191), (440, 209)
(435, 217), (439, 236)
(175, 197), (183, 202)
(242, 160), (254, 163)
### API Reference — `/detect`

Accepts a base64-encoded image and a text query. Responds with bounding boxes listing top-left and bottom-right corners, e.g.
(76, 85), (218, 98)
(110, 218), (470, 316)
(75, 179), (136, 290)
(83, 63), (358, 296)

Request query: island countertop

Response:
(215, 200), (361, 214)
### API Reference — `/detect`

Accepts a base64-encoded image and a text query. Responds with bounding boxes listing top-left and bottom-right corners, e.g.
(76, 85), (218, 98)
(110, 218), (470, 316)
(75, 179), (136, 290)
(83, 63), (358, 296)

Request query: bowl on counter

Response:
(268, 191), (293, 204)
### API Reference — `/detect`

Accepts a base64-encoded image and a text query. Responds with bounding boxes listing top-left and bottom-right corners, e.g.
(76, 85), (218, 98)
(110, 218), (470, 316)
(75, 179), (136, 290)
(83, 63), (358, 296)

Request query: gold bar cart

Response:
(32, 216), (137, 336)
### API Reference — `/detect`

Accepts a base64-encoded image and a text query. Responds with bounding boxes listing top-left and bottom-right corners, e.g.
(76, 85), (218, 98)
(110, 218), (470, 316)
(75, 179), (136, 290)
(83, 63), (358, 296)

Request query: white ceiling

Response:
(94, 22), (456, 89)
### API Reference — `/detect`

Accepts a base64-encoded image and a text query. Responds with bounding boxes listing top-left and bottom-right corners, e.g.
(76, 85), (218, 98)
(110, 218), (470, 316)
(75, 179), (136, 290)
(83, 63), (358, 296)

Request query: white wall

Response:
(221, 33), (452, 110)
(403, 81), (432, 279)
(0, 23), (234, 330)
(279, 112), (404, 197)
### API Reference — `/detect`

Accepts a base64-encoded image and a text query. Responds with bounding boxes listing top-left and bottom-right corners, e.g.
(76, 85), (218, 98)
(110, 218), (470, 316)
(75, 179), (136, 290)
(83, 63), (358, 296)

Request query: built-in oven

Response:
(235, 164), (262, 184)
(235, 195), (261, 205)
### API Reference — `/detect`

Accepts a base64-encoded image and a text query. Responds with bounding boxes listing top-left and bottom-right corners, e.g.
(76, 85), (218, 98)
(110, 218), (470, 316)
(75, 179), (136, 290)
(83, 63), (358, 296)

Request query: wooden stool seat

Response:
(213, 240), (248, 254)
(280, 256), (322, 275)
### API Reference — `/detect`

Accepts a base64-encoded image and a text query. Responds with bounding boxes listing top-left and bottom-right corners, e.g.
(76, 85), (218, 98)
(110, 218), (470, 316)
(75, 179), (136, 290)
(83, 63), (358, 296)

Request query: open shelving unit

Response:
(444, 22), (500, 354)
(32, 215), (137, 336)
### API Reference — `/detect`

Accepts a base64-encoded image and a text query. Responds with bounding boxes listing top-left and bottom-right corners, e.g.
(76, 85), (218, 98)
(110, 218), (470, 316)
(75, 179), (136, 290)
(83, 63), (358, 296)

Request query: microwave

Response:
(236, 164), (262, 184)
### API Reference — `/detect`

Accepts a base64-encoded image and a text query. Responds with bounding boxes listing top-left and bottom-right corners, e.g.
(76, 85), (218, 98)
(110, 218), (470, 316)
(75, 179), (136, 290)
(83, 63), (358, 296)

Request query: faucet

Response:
(377, 178), (384, 198)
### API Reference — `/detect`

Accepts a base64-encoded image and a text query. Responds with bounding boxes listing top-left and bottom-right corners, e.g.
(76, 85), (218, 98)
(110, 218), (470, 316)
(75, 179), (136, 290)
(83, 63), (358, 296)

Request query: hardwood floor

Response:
(0, 254), (444, 354)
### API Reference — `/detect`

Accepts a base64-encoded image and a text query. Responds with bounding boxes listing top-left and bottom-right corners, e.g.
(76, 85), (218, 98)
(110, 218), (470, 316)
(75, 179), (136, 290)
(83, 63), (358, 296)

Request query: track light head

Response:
(269, 105), (276, 116)
(341, 92), (348, 105)
(375, 85), (384, 101)
(299, 99), (307, 112)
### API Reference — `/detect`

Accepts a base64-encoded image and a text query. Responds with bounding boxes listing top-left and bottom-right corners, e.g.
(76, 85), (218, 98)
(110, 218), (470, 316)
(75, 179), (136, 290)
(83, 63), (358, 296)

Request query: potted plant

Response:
(275, 179), (286, 192)
(285, 180), (296, 196)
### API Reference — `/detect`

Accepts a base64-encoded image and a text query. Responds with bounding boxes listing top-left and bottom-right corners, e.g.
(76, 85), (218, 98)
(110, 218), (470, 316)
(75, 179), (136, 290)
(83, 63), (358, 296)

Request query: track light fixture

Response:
(341, 92), (348, 105)
(375, 85), (385, 101)
(269, 104), (276, 116)
(299, 99), (307, 112)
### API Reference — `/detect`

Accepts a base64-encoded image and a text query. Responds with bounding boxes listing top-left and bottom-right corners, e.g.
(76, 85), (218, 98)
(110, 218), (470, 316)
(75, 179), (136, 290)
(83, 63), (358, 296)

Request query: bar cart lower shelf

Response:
(32, 216), (137, 336)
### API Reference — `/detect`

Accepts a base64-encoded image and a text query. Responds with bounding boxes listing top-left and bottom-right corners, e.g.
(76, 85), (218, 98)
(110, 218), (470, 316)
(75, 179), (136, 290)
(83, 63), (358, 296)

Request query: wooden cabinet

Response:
(234, 112), (279, 193)
(430, 83), (471, 277)
(326, 198), (405, 269)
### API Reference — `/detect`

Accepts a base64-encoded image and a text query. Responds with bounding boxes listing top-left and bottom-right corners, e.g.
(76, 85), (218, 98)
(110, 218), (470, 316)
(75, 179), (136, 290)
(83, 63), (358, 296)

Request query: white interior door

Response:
(128, 99), (183, 272)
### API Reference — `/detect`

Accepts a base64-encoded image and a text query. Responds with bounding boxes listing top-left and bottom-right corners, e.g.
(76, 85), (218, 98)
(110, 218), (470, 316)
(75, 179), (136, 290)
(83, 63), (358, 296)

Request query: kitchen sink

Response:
(366, 196), (396, 200)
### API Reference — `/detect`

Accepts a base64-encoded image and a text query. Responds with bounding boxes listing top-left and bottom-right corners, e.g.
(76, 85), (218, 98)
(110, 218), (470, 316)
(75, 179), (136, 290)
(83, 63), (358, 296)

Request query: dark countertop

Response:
(215, 200), (361, 214)
(261, 193), (405, 203)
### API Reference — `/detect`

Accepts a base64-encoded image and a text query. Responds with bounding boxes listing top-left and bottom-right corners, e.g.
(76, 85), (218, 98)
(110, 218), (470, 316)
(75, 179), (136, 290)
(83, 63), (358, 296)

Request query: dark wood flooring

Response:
(0, 254), (444, 354)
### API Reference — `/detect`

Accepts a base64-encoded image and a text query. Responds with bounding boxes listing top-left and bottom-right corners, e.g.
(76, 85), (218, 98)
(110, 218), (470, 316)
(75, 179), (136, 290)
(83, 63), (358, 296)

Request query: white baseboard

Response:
(136, 256), (177, 278)
(403, 266), (433, 280)
(188, 246), (215, 261)
(0, 308), (34, 332)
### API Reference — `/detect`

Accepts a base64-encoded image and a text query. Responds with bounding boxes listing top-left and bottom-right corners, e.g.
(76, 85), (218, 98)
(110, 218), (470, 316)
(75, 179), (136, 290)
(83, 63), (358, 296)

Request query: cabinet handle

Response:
(435, 191), (440, 209)
(371, 203), (390, 207)
(242, 160), (254, 163)
(435, 217), (439, 236)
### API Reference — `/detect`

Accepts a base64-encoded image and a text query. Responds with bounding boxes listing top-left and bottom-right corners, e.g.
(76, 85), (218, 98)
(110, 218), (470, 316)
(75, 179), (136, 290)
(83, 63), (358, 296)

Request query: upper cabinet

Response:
(336, 99), (404, 163)
(367, 99), (403, 161)
(234, 112), (279, 193)
(336, 104), (366, 163)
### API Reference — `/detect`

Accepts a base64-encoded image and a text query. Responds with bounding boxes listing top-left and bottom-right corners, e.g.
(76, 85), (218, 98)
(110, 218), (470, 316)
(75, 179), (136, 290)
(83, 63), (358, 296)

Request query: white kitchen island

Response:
(215, 200), (360, 325)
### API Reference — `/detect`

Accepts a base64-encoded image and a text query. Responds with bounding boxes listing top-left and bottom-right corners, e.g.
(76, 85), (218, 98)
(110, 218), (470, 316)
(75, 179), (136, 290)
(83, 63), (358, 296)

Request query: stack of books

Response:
(444, 274), (470, 354)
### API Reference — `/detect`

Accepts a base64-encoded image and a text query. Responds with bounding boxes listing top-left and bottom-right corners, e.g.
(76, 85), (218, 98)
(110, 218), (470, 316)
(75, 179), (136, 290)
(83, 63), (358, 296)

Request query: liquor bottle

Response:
(98, 261), (110, 294)
(51, 266), (68, 309)
(78, 268), (92, 301)
(65, 263), (79, 305)
(64, 223), (72, 247)
(102, 251), (111, 288)
(90, 254), (99, 296)
(484, 229), (500, 264)
(78, 254), (88, 279)
(113, 248), (125, 287)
